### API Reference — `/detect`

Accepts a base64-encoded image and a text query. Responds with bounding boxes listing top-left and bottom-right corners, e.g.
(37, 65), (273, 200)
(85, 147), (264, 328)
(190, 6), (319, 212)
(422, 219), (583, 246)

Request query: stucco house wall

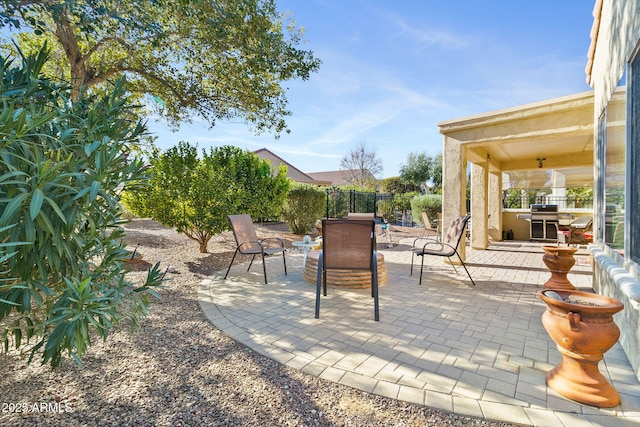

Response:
(588, 0), (640, 380)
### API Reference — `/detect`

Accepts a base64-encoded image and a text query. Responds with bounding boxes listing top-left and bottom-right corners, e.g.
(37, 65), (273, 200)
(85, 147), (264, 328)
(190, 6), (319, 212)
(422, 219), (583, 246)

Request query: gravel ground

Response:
(0, 219), (521, 427)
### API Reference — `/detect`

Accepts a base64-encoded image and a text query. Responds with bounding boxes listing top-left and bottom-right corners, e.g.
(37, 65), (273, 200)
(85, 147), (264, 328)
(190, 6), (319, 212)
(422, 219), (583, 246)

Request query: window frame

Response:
(628, 40), (640, 265)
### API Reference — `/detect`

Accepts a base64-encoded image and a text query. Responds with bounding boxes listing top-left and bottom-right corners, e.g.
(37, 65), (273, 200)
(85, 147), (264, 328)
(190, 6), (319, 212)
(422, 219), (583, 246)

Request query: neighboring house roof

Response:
(306, 170), (348, 186)
(253, 148), (331, 185)
(307, 169), (377, 187)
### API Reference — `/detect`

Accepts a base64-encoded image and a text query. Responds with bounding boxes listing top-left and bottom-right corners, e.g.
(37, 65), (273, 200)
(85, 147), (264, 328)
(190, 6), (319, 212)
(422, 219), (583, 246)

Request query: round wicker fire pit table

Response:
(302, 251), (387, 288)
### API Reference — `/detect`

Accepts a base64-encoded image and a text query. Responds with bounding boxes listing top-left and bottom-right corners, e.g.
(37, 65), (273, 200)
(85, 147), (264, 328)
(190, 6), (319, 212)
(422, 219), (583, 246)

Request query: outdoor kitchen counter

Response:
(516, 213), (574, 223)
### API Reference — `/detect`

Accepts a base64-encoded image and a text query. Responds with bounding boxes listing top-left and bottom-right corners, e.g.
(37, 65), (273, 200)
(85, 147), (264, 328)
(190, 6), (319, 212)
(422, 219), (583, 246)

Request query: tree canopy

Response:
(380, 176), (420, 194)
(0, 0), (321, 135)
(123, 142), (291, 253)
(400, 151), (442, 193)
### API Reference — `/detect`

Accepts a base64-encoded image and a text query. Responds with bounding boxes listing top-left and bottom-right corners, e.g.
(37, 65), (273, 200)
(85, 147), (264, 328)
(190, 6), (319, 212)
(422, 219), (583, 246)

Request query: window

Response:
(603, 82), (626, 254)
(595, 111), (606, 243)
(629, 43), (640, 264)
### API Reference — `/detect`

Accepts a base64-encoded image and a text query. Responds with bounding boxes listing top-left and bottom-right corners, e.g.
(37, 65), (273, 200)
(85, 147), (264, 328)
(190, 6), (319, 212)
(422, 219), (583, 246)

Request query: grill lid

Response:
(530, 204), (558, 213)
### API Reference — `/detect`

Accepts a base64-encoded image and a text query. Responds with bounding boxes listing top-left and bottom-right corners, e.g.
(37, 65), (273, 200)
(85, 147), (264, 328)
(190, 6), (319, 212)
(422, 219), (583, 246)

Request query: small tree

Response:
(400, 151), (443, 192)
(0, 47), (164, 368)
(282, 184), (325, 234)
(566, 186), (593, 208)
(430, 152), (443, 193)
(124, 143), (291, 253)
(380, 176), (420, 194)
(410, 195), (443, 226)
(339, 141), (382, 190)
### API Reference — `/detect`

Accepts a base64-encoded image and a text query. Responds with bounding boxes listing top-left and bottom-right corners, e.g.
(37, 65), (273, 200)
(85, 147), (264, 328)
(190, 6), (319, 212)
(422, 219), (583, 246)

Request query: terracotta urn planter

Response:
(538, 289), (624, 407)
(541, 245), (578, 290)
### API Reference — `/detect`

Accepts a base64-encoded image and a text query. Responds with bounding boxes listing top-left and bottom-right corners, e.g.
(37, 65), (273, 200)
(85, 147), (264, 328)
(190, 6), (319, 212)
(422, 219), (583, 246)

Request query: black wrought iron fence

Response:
(502, 191), (593, 209)
(324, 190), (416, 226)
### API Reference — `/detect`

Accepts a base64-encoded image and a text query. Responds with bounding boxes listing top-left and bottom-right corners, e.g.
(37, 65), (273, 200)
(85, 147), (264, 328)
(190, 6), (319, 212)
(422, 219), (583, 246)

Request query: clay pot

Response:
(538, 289), (624, 407)
(541, 245), (578, 290)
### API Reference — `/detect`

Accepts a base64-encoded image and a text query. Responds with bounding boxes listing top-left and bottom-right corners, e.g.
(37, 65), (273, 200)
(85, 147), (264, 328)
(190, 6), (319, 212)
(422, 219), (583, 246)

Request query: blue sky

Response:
(148, 0), (595, 178)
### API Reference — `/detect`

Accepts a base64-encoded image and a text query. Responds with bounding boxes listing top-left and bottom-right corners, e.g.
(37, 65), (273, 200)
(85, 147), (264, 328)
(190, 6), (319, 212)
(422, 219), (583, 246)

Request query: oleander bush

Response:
(0, 46), (164, 368)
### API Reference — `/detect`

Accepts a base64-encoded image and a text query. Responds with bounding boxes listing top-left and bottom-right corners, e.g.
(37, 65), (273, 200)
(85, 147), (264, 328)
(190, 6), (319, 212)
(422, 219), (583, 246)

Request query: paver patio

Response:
(198, 240), (640, 426)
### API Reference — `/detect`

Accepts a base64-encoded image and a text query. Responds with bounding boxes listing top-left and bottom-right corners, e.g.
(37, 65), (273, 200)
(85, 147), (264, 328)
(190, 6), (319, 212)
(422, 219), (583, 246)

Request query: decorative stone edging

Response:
(591, 246), (640, 309)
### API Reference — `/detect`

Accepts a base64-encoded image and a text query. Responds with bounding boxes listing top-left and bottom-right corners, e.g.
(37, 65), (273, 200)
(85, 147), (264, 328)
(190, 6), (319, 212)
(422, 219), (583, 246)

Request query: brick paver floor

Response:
(198, 240), (640, 426)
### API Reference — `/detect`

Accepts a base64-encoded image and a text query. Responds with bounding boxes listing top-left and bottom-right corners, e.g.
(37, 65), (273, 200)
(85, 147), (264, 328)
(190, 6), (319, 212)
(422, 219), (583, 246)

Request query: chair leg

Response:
(447, 257), (460, 275)
(315, 252), (323, 319)
(323, 268), (327, 296)
(455, 252), (476, 286)
(260, 251), (268, 284)
(224, 249), (240, 279)
(419, 255), (425, 285)
(281, 250), (287, 276)
(247, 254), (256, 272)
(372, 257), (379, 321)
(410, 251), (415, 276)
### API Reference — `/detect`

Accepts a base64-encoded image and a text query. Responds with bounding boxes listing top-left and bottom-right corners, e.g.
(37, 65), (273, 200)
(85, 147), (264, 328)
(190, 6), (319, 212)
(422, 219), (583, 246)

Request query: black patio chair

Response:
(224, 214), (287, 284)
(411, 215), (476, 286)
(315, 219), (379, 321)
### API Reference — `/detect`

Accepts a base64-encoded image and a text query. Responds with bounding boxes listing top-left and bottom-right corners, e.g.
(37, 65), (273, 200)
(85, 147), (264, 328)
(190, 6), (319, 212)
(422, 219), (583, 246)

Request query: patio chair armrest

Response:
(412, 236), (439, 248)
(236, 240), (263, 251)
(420, 240), (450, 251)
(259, 237), (285, 248)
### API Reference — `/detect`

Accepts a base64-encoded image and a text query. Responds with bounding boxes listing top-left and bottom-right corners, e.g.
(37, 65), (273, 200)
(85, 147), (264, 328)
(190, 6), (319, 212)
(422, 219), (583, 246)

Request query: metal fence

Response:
(502, 192), (593, 209)
(324, 189), (416, 226)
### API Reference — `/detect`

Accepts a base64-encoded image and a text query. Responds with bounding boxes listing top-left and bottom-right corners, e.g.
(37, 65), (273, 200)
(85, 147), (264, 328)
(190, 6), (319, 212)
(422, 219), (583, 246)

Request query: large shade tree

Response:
(0, 0), (321, 135)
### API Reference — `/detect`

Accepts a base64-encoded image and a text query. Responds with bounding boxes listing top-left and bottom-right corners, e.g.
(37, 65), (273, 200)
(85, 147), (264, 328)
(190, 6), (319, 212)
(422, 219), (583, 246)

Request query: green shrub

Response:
(0, 46), (164, 368)
(282, 184), (325, 234)
(393, 191), (419, 212)
(410, 195), (442, 225)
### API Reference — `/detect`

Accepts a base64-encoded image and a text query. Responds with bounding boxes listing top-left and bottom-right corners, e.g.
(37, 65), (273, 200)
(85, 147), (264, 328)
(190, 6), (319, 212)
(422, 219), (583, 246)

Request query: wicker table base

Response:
(303, 251), (387, 288)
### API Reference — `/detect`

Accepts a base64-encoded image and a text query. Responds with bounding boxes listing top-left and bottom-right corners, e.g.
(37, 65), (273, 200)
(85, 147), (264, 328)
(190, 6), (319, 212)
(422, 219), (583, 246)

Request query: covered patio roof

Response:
(438, 90), (605, 252)
(439, 90), (594, 174)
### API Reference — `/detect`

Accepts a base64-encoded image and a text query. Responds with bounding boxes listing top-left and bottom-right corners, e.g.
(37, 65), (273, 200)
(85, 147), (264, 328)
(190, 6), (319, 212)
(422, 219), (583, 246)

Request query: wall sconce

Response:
(536, 158), (546, 168)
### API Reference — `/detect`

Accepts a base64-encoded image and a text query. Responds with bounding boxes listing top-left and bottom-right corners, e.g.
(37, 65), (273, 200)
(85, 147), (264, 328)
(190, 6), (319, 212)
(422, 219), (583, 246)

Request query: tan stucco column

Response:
(470, 162), (488, 249)
(489, 171), (503, 241)
(442, 136), (467, 261)
(551, 171), (567, 208)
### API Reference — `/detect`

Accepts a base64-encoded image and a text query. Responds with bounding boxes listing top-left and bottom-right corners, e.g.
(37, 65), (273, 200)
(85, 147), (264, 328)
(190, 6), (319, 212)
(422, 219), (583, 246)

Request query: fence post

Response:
(374, 192), (378, 219)
(325, 188), (329, 219)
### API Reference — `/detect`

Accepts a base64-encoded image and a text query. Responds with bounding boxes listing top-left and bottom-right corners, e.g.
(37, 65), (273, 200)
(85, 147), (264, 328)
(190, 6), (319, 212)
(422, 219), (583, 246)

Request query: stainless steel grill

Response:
(530, 204), (558, 240)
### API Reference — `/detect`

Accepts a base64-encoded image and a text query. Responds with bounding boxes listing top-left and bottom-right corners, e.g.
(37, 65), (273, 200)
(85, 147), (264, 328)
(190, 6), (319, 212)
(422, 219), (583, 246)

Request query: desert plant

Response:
(283, 184), (325, 234)
(393, 192), (419, 213)
(0, 46), (164, 368)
